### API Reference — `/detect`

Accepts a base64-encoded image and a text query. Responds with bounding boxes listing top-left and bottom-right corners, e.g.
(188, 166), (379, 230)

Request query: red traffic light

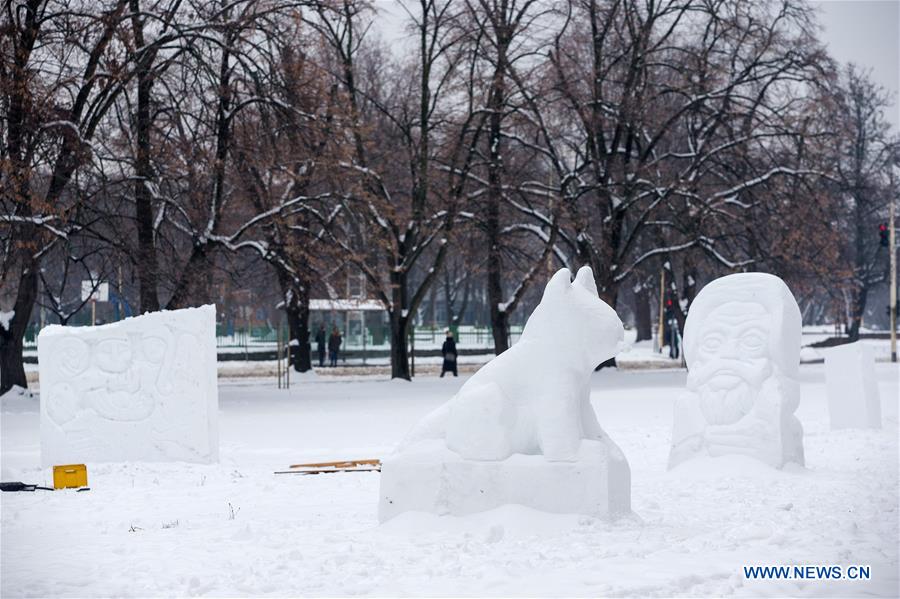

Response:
(880, 223), (888, 232)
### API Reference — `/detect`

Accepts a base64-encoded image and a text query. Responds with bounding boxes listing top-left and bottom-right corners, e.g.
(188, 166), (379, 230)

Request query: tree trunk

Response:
(0, 259), (37, 394)
(487, 261), (509, 354)
(166, 246), (210, 309)
(0, 332), (27, 395)
(484, 20), (510, 356)
(389, 312), (411, 380)
(848, 285), (867, 341)
(456, 277), (471, 326)
(388, 266), (412, 379)
(135, 142), (161, 314)
(274, 267), (312, 372)
(485, 120), (507, 354)
(634, 284), (652, 342)
(130, 0), (160, 314)
(486, 210), (509, 353)
(848, 186), (871, 342)
(443, 275), (454, 327)
(427, 282), (436, 327)
(490, 306), (510, 355)
(2, 1), (41, 393)
(285, 285), (312, 373)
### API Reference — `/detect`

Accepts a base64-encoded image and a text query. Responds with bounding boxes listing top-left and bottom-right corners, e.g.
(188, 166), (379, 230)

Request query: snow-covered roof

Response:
(309, 299), (386, 312)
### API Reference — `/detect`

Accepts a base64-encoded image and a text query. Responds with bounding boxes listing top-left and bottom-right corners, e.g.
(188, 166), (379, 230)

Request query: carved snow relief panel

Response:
(38, 305), (218, 466)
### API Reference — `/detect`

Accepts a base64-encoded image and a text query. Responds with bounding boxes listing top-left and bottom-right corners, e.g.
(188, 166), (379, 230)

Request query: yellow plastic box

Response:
(53, 464), (88, 489)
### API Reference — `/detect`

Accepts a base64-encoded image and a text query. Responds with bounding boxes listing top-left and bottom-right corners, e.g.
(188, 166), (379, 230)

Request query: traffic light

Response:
(879, 223), (889, 247)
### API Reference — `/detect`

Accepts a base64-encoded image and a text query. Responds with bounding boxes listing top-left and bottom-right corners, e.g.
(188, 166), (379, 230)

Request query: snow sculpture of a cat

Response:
(399, 266), (626, 462)
(379, 266), (631, 521)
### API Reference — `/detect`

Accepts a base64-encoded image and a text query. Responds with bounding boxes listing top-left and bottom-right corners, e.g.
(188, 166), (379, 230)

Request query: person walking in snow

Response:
(440, 329), (458, 377)
(328, 325), (342, 367)
(315, 323), (326, 367)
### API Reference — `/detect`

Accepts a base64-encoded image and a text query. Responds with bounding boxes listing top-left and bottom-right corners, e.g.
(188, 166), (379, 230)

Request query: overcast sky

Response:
(813, 0), (899, 127)
(372, 0), (899, 128)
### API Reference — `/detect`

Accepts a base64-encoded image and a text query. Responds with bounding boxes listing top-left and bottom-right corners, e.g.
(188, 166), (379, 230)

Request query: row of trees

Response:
(2, 0), (897, 391)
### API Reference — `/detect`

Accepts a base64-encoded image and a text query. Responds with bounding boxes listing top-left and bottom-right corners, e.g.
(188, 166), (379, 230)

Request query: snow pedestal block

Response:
(379, 440), (630, 522)
(37, 305), (219, 467)
(379, 266), (632, 522)
(823, 342), (881, 429)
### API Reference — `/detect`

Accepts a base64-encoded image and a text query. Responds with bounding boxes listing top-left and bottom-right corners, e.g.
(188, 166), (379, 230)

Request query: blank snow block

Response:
(378, 440), (631, 522)
(823, 342), (881, 430)
(38, 305), (219, 466)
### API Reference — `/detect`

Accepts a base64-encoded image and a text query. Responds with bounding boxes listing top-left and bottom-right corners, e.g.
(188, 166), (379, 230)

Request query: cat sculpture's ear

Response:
(573, 265), (598, 296)
(542, 268), (572, 300)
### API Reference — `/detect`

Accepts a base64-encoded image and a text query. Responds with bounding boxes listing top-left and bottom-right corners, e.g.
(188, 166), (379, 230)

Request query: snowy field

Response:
(2, 365), (898, 597)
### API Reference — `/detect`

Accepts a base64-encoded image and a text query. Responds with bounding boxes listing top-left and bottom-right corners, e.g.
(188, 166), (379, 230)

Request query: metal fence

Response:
(214, 324), (522, 351)
(24, 322), (522, 352)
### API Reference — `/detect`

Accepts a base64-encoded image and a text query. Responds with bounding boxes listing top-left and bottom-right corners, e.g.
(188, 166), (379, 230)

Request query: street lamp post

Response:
(890, 167), (897, 363)
(656, 268), (665, 353)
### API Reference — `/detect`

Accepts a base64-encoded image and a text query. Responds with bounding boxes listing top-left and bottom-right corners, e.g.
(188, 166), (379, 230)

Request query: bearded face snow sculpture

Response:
(668, 273), (804, 469)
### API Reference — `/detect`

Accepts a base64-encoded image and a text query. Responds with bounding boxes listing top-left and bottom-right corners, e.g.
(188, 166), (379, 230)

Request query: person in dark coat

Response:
(666, 318), (681, 360)
(315, 323), (327, 367)
(440, 329), (458, 377)
(328, 326), (342, 367)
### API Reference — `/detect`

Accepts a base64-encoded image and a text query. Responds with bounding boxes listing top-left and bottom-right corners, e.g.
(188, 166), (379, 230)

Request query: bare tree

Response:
(110, 0), (313, 310)
(3, 0), (895, 392)
(828, 65), (897, 339)
(229, 29), (347, 372)
(1, 0), (134, 393)
(126, 0), (193, 313)
(457, 0), (561, 355)
(311, 0), (481, 378)
(512, 0), (827, 310)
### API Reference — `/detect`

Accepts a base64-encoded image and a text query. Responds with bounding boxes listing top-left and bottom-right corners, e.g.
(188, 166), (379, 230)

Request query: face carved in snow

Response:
(670, 272), (804, 469)
(37, 305), (219, 467)
(688, 302), (773, 425)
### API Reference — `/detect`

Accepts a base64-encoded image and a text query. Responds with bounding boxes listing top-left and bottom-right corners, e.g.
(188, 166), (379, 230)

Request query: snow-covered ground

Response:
(2, 365), (898, 597)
